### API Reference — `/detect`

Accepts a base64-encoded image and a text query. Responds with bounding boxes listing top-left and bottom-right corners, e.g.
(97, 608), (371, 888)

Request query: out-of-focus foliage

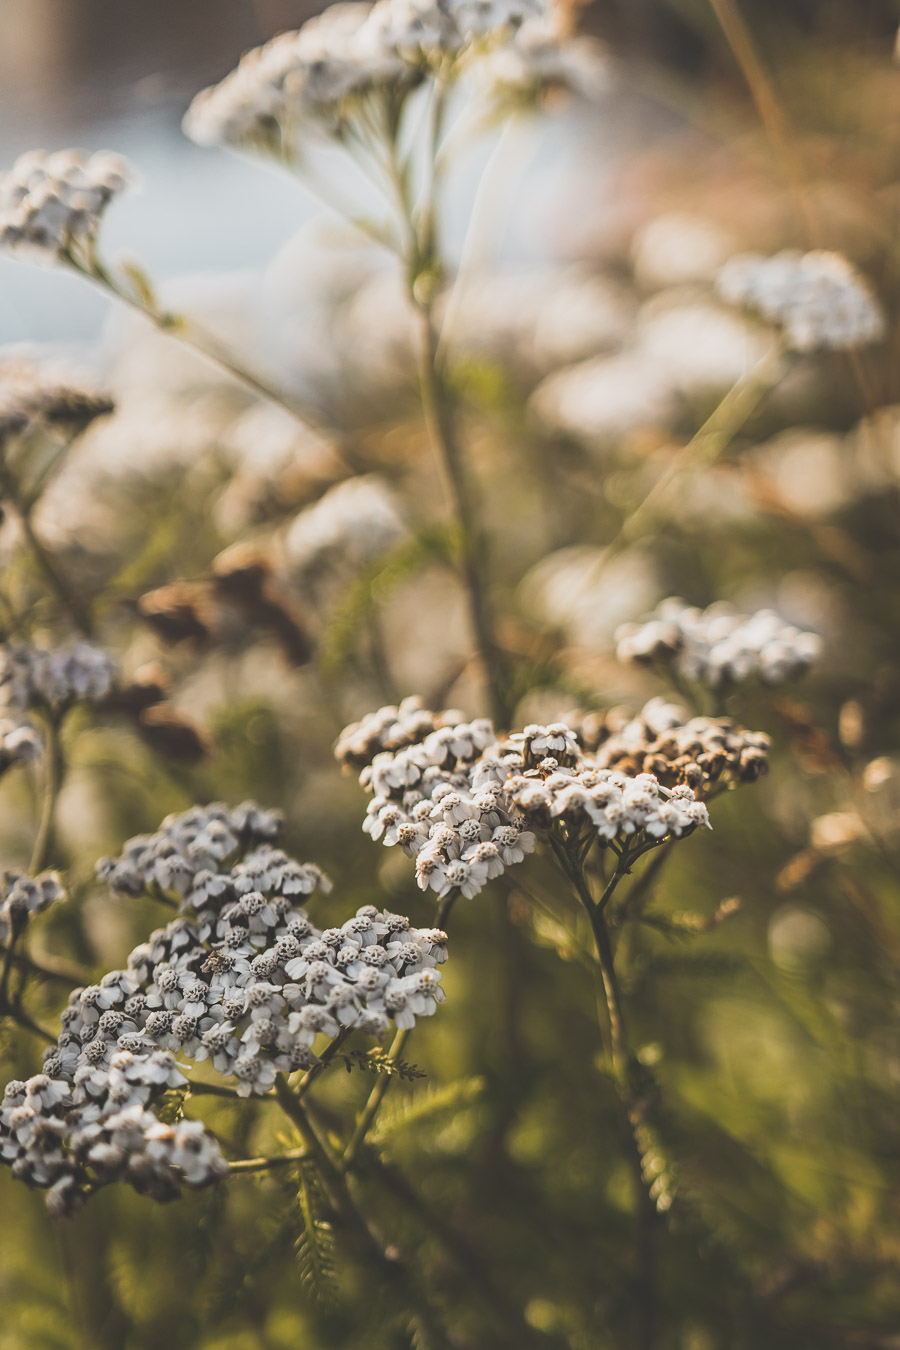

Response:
(1, 2), (900, 1348)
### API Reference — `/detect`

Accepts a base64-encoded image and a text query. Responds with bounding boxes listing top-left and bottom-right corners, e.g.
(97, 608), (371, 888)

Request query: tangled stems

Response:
(274, 1072), (457, 1350)
(551, 832), (663, 1350)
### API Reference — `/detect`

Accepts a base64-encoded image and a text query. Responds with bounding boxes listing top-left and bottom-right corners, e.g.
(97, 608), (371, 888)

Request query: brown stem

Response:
(706, 0), (821, 245)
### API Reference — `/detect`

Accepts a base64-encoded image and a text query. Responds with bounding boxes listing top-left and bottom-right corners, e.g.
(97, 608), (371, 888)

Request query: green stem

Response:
(0, 942), (83, 985)
(228, 1147), (310, 1174)
(416, 302), (508, 727)
(68, 253), (335, 445)
(293, 1028), (350, 1101)
(557, 842), (660, 1350)
(30, 713), (64, 874)
(383, 124), (509, 728)
(274, 1073), (455, 1350)
(597, 341), (785, 577)
(18, 508), (94, 635)
(342, 1027), (411, 1170)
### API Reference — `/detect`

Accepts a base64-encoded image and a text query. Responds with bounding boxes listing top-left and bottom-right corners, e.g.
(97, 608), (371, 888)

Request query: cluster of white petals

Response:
(183, 0), (557, 155)
(476, 13), (606, 104)
(1, 800), (449, 1214)
(0, 641), (118, 712)
(615, 598), (822, 689)
(342, 697), (712, 902)
(0, 150), (133, 263)
(716, 250), (885, 353)
(0, 870), (65, 945)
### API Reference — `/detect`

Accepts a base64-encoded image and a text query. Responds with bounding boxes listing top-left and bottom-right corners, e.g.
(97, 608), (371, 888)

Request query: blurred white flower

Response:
(716, 250), (885, 353)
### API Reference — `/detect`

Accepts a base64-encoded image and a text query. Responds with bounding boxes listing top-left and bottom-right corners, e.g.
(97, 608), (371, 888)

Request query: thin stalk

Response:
(0, 942), (83, 985)
(293, 1027), (350, 1100)
(30, 713), (64, 874)
(416, 304), (508, 726)
(18, 508), (94, 634)
(67, 253), (335, 446)
(706, 0), (821, 245)
(597, 341), (784, 577)
(342, 1026), (411, 1170)
(435, 890), (459, 930)
(556, 841), (660, 1350)
(382, 123), (509, 727)
(228, 1147), (310, 1174)
(0, 934), (20, 1012)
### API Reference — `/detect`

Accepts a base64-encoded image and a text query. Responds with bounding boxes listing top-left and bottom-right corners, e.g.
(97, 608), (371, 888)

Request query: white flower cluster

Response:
(1, 800), (449, 1214)
(0, 150), (133, 264)
(476, 13), (606, 104)
(615, 598), (822, 689)
(1, 1060), (226, 1217)
(0, 870), (65, 945)
(183, 0), (548, 154)
(578, 697), (771, 792)
(343, 699), (711, 902)
(0, 717), (42, 776)
(716, 250), (885, 353)
(0, 641), (118, 712)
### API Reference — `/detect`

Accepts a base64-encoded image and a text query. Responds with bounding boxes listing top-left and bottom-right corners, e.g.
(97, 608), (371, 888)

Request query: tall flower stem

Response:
(555, 840), (661, 1350)
(273, 1073), (456, 1350)
(66, 253), (335, 447)
(342, 1026), (411, 1170)
(381, 113), (509, 728)
(30, 712), (64, 874)
(415, 303), (509, 727)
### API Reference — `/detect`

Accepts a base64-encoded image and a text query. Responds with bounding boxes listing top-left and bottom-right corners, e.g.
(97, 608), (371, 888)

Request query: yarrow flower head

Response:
(0, 870), (65, 945)
(572, 697), (771, 792)
(716, 250), (885, 353)
(0, 641), (118, 713)
(338, 697), (747, 905)
(0, 149), (134, 264)
(615, 598), (823, 689)
(1, 802), (449, 1214)
(183, 0), (561, 158)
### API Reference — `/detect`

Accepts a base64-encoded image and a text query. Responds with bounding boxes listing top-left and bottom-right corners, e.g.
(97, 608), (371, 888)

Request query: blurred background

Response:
(3, 2), (900, 1348)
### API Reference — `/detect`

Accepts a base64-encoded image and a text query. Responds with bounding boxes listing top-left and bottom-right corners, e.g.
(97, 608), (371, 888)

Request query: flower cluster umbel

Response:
(716, 249), (885, 353)
(1, 801), (448, 1215)
(0, 870), (65, 945)
(183, 0), (596, 157)
(615, 598), (822, 689)
(339, 697), (723, 903)
(0, 150), (132, 264)
(0, 640), (118, 713)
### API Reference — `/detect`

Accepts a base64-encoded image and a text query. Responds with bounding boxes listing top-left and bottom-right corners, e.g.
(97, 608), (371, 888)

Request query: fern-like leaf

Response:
(340, 1048), (427, 1080)
(371, 1076), (485, 1145)
(294, 1161), (338, 1307)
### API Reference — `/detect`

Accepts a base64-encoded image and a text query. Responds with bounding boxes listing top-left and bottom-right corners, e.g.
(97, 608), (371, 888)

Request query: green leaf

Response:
(294, 1161), (338, 1308)
(370, 1076), (485, 1146)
